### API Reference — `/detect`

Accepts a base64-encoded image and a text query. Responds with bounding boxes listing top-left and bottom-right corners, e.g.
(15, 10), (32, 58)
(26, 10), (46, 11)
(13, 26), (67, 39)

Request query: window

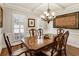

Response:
(12, 14), (25, 40)
(14, 24), (24, 33)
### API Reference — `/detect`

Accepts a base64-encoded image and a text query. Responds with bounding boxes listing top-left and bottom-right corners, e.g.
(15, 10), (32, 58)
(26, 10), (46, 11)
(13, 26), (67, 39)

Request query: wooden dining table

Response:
(21, 34), (57, 55)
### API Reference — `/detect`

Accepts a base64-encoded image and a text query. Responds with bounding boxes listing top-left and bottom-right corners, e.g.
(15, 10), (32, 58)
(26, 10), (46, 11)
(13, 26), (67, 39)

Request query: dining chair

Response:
(5, 33), (23, 48)
(61, 31), (69, 56)
(38, 28), (43, 38)
(42, 34), (63, 56)
(29, 29), (37, 37)
(3, 33), (28, 56)
(57, 28), (64, 35)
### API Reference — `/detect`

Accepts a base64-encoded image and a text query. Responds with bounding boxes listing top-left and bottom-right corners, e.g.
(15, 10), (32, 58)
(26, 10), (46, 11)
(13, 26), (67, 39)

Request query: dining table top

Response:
(22, 34), (57, 51)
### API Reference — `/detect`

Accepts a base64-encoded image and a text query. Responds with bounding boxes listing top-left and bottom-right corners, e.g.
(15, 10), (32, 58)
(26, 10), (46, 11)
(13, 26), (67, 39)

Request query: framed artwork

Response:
(53, 12), (79, 29)
(0, 7), (3, 28)
(28, 18), (35, 27)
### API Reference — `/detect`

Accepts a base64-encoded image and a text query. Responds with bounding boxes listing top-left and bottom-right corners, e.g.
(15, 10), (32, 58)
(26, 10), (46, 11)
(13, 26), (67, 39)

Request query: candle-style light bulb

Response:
(41, 15), (45, 18)
(52, 12), (55, 16)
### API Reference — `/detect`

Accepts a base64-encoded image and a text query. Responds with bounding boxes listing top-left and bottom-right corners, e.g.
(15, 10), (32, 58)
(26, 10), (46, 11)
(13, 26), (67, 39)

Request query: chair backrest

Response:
(7, 33), (15, 42)
(51, 34), (63, 56)
(3, 33), (12, 55)
(38, 28), (43, 36)
(29, 29), (37, 37)
(54, 34), (63, 50)
(62, 31), (69, 47)
(57, 28), (64, 34)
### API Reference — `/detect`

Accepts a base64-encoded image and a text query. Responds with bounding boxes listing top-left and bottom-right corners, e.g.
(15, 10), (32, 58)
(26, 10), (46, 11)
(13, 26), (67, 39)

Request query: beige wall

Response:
(3, 7), (12, 33)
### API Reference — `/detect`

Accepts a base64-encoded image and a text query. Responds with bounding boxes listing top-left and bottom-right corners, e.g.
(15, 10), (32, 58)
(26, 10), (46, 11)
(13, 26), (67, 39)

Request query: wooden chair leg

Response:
(25, 52), (27, 56)
(64, 49), (67, 56)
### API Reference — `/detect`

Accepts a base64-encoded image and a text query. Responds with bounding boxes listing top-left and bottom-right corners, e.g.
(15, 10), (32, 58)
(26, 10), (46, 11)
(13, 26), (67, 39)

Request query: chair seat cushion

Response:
(11, 40), (22, 46)
(12, 47), (27, 56)
(42, 48), (58, 56)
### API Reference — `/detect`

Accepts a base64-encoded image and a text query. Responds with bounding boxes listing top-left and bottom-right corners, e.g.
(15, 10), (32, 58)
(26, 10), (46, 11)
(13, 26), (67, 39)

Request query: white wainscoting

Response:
(51, 28), (79, 48)
(68, 33), (79, 48)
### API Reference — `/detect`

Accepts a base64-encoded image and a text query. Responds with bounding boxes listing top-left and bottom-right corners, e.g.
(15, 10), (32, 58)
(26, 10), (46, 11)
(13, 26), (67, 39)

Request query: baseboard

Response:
(67, 42), (79, 48)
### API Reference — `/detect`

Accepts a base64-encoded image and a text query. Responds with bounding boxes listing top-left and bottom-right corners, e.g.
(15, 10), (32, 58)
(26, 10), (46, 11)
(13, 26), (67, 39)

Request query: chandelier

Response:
(41, 3), (56, 23)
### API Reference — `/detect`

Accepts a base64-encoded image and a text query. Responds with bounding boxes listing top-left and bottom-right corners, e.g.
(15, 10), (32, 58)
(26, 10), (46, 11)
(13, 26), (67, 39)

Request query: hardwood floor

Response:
(0, 45), (79, 56)
(67, 45), (79, 56)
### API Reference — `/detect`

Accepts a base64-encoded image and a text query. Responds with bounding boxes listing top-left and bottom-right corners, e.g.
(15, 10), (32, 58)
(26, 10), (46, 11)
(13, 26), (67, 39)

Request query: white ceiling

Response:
(7, 3), (77, 11)
(1, 3), (79, 17)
